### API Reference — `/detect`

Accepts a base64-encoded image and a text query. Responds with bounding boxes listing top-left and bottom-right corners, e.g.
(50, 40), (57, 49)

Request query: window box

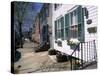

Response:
(67, 38), (80, 50)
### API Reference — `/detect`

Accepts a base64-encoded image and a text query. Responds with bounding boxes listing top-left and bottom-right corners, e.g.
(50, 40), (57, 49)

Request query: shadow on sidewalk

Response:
(14, 50), (21, 62)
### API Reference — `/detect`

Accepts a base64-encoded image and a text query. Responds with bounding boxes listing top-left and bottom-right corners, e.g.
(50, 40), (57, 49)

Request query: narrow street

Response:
(14, 42), (71, 74)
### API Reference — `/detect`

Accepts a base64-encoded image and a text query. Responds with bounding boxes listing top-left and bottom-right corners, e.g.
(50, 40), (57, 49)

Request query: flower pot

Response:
(48, 49), (57, 55)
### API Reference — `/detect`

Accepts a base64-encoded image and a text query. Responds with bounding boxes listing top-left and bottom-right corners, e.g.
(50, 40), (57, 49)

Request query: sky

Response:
(22, 2), (43, 32)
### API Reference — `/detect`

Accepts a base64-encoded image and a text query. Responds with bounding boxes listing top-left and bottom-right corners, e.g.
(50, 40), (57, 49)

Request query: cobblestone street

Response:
(14, 42), (71, 74)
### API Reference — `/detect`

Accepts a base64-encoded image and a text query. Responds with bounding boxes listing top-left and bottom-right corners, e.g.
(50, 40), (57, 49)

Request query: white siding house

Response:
(84, 5), (97, 43)
(52, 4), (97, 61)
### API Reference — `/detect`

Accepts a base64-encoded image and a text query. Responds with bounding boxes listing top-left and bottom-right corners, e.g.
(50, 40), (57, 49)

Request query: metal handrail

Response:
(71, 40), (95, 56)
(70, 40), (97, 70)
(70, 43), (80, 70)
(70, 43), (80, 56)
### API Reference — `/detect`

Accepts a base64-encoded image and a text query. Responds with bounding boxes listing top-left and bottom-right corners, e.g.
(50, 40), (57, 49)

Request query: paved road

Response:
(17, 42), (34, 54)
(14, 42), (97, 74)
(23, 42), (34, 48)
(14, 42), (70, 74)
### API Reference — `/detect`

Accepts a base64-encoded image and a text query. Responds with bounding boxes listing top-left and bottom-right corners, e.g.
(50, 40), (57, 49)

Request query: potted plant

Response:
(67, 38), (80, 50)
(57, 39), (62, 47)
(48, 48), (57, 55)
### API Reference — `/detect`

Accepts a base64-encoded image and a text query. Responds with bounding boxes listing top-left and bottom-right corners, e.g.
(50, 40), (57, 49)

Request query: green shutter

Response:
(65, 13), (70, 27)
(55, 21), (57, 40)
(77, 6), (82, 24)
(65, 28), (69, 39)
(65, 13), (70, 39)
(78, 24), (81, 37)
(58, 30), (60, 38)
(77, 6), (84, 41)
(58, 20), (60, 38)
(61, 17), (64, 40)
(61, 17), (64, 28)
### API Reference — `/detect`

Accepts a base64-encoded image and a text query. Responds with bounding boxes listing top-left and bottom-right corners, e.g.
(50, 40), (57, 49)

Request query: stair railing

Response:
(70, 40), (97, 70)
(70, 43), (80, 70)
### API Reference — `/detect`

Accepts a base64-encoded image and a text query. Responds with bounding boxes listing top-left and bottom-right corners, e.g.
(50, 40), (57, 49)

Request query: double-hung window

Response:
(55, 17), (64, 40)
(65, 6), (84, 41)
(70, 9), (78, 38)
(55, 6), (84, 41)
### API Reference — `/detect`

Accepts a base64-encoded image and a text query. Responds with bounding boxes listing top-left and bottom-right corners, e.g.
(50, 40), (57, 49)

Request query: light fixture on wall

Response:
(86, 19), (92, 24)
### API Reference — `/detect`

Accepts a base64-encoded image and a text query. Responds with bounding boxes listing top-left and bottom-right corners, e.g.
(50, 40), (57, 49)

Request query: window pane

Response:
(65, 27), (69, 39)
(65, 14), (69, 27)
(61, 29), (64, 40)
(69, 26), (78, 38)
(58, 19), (60, 29)
(70, 12), (73, 25)
(73, 10), (78, 25)
(70, 10), (78, 25)
(78, 24), (81, 37)
(61, 17), (64, 40)
(61, 17), (64, 28)
(77, 6), (82, 24)
(58, 30), (60, 38)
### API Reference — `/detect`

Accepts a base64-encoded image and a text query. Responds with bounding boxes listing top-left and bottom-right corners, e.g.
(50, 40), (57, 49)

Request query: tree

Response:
(14, 2), (35, 48)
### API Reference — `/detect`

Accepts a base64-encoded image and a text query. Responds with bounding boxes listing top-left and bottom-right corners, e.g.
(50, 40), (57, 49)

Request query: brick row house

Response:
(33, 3), (53, 52)
(33, 14), (41, 50)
